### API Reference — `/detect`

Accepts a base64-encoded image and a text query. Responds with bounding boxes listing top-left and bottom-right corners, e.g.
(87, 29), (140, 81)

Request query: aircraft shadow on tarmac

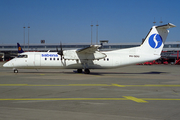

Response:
(11, 70), (168, 76)
(73, 71), (168, 75)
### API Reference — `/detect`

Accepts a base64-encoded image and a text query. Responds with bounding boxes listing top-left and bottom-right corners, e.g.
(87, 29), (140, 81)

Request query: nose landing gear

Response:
(13, 69), (18, 73)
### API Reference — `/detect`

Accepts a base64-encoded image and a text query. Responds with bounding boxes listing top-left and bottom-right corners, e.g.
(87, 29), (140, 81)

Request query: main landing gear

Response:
(84, 69), (90, 74)
(77, 69), (82, 73)
(77, 69), (90, 74)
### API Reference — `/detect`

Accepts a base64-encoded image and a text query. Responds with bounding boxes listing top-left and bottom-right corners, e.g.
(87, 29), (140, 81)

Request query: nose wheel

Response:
(13, 69), (18, 73)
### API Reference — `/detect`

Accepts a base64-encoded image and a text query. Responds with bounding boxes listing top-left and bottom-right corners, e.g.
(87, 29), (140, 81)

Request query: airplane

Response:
(3, 23), (176, 74)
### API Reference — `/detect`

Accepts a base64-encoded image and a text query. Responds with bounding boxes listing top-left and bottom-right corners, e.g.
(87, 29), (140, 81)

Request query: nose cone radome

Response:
(3, 62), (8, 67)
(3, 61), (12, 67)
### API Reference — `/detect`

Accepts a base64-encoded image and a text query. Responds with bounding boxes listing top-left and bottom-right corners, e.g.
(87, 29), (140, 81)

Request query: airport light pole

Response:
(96, 21), (99, 45)
(23, 25), (26, 49)
(153, 17), (156, 26)
(91, 22), (93, 45)
(160, 17), (163, 25)
(28, 24), (30, 51)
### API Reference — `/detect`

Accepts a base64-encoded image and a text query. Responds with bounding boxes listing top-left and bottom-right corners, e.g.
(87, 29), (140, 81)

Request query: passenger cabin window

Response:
(17, 55), (28, 58)
(44, 57), (59, 61)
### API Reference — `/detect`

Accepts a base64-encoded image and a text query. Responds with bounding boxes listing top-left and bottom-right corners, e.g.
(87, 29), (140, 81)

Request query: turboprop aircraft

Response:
(3, 23), (176, 74)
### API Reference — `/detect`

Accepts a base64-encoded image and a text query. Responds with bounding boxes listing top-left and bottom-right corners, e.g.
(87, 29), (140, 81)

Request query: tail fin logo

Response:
(148, 34), (162, 49)
(18, 47), (22, 51)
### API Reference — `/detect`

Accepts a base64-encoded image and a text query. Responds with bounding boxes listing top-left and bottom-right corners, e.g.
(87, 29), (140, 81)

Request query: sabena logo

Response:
(41, 54), (58, 57)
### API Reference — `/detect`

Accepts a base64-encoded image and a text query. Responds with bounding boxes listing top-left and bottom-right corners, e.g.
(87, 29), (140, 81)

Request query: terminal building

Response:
(0, 42), (180, 63)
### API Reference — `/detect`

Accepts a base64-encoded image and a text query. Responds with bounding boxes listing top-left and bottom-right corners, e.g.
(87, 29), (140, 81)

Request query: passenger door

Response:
(34, 54), (41, 66)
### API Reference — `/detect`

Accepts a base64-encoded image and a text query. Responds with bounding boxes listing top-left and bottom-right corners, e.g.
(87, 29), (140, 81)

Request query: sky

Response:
(0, 0), (180, 44)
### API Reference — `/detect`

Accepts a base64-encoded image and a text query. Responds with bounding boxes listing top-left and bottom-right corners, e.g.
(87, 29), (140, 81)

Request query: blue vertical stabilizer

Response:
(17, 43), (24, 53)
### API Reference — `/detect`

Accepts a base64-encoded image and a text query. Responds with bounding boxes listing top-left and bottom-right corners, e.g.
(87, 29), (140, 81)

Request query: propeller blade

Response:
(57, 42), (63, 60)
(60, 42), (62, 53)
(56, 47), (58, 53)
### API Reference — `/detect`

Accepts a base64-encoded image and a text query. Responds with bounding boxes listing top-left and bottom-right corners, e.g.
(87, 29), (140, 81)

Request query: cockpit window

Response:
(17, 55), (28, 58)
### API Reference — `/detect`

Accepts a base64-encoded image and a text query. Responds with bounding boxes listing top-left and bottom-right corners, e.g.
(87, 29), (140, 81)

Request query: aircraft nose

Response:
(3, 62), (9, 67)
(3, 61), (13, 67)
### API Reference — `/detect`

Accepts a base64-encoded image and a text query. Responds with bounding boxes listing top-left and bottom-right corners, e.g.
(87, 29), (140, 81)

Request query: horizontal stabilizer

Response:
(156, 23), (176, 29)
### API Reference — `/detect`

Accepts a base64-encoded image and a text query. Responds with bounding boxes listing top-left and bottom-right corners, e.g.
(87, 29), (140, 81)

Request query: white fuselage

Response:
(3, 47), (160, 69)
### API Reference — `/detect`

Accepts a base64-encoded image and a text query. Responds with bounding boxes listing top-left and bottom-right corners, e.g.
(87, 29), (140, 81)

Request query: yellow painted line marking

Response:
(111, 84), (125, 87)
(1, 98), (180, 102)
(0, 98), (127, 101)
(1, 84), (180, 87)
(68, 84), (110, 86)
(125, 85), (180, 87)
(29, 84), (70, 87)
(142, 98), (180, 101)
(123, 96), (148, 103)
(0, 84), (28, 86)
(29, 84), (111, 87)
(0, 84), (111, 87)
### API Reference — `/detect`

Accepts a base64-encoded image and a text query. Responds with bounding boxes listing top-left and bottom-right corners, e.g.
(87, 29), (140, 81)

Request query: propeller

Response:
(57, 42), (63, 60)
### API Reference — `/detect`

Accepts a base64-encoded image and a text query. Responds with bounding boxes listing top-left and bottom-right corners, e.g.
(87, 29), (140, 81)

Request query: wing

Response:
(63, 45), (106, 60)
(76, 45), (101, 54)
(76, 45), (106, 60)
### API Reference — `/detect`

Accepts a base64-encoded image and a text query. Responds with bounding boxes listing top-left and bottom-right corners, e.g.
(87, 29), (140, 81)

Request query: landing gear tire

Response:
(14, 69), (18, 73)
(77, 69), (82, 73)
(84, 69), (90, 74)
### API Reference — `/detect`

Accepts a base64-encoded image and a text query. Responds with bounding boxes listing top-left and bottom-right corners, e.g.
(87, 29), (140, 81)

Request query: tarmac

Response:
(0, 62), (180, 120)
